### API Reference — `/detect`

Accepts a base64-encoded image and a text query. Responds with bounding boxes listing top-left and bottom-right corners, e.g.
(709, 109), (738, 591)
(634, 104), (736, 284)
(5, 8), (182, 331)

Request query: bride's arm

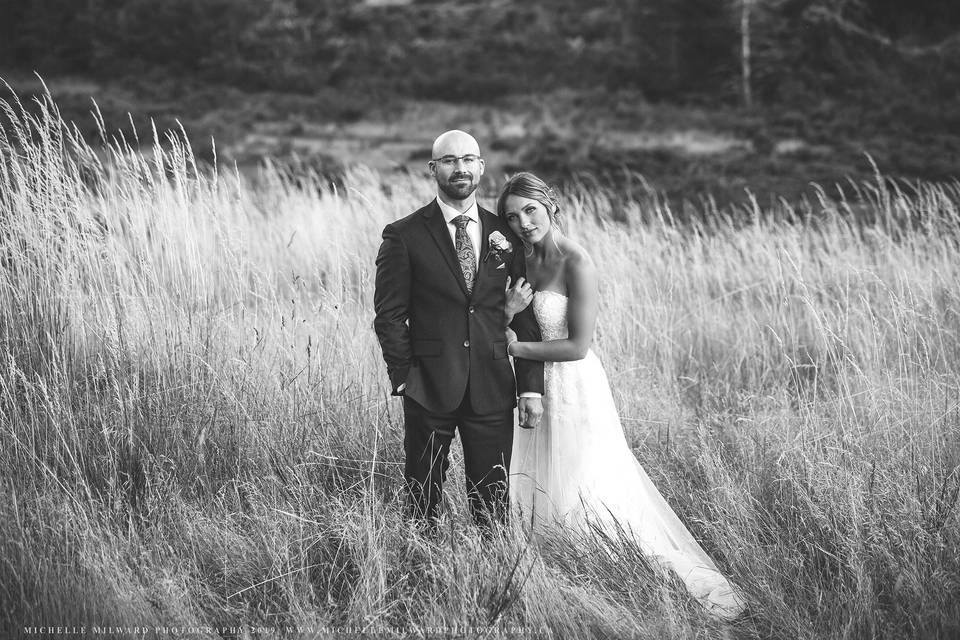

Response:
(507, 251), (599, 362)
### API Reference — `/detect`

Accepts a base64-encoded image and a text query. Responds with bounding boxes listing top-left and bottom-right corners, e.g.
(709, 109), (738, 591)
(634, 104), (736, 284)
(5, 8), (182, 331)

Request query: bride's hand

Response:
(504, 276), (533, 322)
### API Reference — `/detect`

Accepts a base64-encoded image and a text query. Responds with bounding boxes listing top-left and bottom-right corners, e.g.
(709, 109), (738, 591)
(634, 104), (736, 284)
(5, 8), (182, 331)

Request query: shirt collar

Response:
(436, 196), (479, 226)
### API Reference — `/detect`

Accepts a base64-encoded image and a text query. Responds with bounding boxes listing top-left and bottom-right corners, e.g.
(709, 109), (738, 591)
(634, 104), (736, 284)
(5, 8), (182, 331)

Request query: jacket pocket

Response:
(485, 259), (509, 276)
(412, 339), (442, 357)
(492, 340), (508, 360)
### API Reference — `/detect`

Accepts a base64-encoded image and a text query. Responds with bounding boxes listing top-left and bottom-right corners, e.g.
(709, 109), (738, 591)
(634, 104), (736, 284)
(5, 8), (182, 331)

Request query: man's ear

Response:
(478, 159), (486, 177)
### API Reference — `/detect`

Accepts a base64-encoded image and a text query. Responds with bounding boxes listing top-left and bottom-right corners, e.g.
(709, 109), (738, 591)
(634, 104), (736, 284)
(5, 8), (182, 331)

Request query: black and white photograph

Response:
(1, 1), (959, 638)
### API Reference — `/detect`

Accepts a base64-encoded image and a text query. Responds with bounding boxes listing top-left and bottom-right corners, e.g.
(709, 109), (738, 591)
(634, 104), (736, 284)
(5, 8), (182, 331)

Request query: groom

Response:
(374, 130), (544, 529)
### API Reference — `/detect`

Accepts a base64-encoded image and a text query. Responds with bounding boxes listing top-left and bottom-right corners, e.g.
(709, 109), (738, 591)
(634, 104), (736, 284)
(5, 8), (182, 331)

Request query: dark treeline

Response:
(1, 0), (959, 106)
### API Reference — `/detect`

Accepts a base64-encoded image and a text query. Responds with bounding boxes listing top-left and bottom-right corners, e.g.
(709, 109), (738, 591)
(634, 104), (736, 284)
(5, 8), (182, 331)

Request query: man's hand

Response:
(518, 396), (544, 429)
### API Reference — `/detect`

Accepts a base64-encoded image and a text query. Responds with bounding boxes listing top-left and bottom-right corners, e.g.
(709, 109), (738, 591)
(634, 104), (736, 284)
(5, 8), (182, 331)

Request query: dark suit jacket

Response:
(374, 200), (545, 414)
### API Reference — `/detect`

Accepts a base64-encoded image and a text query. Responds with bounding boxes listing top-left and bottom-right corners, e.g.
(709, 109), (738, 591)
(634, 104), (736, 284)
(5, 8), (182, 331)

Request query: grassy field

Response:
(5, 72), (958, 217)
(2, 91), (960, 639)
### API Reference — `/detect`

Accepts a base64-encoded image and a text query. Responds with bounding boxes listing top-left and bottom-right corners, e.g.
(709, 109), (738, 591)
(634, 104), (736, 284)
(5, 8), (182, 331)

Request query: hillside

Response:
(1, 0), (958, 208)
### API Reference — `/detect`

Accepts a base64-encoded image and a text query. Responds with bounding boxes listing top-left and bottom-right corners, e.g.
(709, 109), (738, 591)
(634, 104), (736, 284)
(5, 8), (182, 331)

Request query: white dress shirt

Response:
(436, 196), (480, 267)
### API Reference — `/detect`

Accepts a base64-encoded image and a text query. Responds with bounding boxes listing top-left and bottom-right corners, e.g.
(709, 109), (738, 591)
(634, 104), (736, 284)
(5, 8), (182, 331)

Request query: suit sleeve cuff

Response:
(518, 392), (542, 398)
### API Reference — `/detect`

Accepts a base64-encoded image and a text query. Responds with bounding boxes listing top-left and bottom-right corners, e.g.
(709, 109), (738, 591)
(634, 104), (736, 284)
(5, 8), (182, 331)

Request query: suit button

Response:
(468, 306), (475, 313)
(463, 340), (470, 348)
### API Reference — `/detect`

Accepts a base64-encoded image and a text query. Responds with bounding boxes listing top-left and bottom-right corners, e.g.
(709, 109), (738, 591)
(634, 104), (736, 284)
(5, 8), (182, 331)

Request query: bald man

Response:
(374, 130), (544, 529)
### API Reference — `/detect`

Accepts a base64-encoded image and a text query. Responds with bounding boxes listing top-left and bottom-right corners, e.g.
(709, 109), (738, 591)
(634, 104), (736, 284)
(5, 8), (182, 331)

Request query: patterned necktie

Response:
(452, 214), (476, 294)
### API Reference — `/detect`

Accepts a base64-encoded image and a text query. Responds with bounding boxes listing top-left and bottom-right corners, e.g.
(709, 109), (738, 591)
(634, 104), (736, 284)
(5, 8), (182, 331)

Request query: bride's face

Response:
(502, 194), (553, 246)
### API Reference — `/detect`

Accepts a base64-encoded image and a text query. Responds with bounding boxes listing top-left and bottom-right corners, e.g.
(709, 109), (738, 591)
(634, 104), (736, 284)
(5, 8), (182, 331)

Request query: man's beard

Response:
(438, 173), (478, 200)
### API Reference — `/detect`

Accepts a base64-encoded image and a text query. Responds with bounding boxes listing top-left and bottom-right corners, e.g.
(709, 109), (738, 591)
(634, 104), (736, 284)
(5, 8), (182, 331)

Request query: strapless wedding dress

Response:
(510, 290), (745, 619)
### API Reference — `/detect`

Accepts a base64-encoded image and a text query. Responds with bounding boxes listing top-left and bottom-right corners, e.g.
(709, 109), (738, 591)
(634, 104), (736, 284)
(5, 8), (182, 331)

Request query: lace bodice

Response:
(532, 290), (568, 340)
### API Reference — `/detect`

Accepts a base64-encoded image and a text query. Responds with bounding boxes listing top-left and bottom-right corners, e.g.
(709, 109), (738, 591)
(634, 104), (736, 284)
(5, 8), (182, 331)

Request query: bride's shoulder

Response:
(560, 238), (596, 272)
(558, 238), (598, 304)
(559, 238), (598, 296)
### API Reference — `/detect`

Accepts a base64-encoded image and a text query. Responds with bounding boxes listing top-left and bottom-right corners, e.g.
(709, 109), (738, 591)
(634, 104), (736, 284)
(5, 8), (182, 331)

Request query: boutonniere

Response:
(485, 231), (513, 263)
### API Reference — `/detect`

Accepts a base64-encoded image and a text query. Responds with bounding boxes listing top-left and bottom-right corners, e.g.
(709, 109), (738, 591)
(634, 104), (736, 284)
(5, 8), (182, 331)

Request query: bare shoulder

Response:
(560, 237), (597, 278)
(558, 237), (599, 323)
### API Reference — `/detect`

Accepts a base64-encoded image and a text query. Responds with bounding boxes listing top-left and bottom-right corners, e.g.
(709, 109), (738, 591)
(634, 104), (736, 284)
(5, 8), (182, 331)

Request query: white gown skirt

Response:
(510, 292), (744, 619)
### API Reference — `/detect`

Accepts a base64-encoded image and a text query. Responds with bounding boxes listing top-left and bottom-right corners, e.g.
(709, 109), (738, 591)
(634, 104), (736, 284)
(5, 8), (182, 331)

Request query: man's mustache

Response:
(450, 173), (473, 181)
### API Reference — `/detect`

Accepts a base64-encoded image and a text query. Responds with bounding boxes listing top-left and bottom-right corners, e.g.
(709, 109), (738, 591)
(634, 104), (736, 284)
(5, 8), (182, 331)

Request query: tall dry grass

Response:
(1, 88), (959, 639)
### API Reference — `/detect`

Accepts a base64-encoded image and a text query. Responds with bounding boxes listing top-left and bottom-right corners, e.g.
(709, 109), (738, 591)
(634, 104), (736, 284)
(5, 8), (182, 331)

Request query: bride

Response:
(499, 173), (746, 620)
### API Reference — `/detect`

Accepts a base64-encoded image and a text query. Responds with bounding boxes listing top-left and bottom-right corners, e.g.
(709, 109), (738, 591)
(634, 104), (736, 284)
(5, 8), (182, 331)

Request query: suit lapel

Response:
(478, 209), (492, 264)
(472, 209), (496, 299)
(422, 201), (470, 297)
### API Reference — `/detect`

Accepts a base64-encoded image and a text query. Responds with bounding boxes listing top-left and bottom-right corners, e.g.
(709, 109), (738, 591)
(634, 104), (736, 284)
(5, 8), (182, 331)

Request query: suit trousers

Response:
(403, 392), (514, 529)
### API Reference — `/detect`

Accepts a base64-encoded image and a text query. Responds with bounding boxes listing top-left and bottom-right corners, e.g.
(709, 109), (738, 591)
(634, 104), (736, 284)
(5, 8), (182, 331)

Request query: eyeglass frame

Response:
(429, 154), (483, 168)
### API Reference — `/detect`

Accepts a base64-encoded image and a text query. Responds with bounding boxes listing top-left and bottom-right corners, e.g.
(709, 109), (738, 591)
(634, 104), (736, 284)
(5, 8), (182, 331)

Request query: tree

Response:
(740, 0), (754, 108)
(805, 0), (960, 57)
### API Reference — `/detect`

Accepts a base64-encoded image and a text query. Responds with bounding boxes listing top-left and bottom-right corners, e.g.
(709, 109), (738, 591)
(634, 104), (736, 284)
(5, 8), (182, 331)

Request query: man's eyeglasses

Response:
(431, 154), (482, 168)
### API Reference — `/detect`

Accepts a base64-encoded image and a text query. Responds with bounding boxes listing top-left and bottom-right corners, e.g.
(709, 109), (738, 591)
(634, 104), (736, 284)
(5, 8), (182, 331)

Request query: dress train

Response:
(510, 291), (745, 619)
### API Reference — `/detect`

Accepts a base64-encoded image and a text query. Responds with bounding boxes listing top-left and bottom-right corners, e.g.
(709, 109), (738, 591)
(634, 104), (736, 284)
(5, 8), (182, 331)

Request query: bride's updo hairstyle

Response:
(496, 172), (563, 234)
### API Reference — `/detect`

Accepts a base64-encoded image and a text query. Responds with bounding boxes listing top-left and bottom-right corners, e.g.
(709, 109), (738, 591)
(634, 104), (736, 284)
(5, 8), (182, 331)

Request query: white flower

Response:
(489, 231), (512, 252)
